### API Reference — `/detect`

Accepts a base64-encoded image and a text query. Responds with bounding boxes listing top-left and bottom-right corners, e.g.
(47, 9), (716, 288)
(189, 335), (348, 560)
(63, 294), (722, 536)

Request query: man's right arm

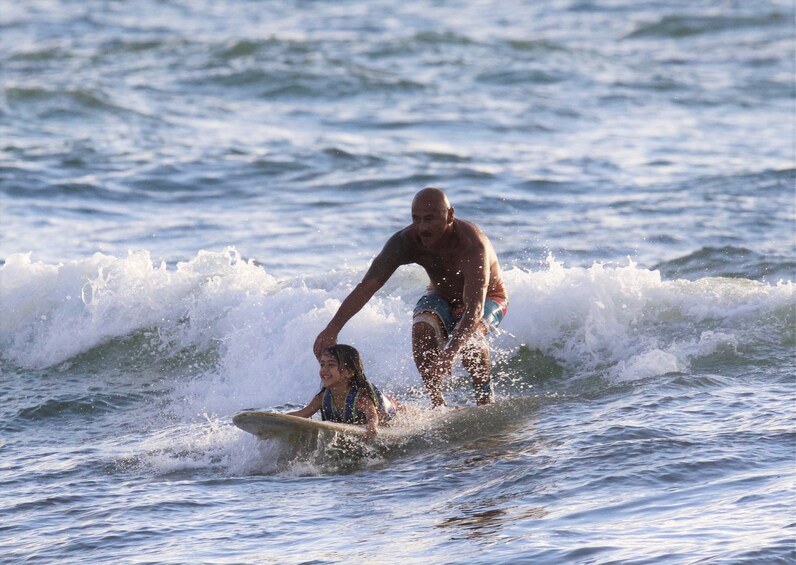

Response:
(312, 232), (406, 358)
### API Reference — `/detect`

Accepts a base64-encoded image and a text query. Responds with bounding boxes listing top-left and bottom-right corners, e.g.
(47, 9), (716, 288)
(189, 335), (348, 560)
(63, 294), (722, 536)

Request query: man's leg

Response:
(413, 294), (454, 407)
(461, 331), (493, 405)
(462, 297), (506, 405)
(412, 316), (447, 407)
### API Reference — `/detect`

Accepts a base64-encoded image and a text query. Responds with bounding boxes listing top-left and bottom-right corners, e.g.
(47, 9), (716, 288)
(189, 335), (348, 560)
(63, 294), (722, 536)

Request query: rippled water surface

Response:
(1, 0), (794, 563)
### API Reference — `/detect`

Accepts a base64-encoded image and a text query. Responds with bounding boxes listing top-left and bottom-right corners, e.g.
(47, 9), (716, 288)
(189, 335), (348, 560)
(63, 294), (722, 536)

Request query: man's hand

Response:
(313, 328), (338, 359)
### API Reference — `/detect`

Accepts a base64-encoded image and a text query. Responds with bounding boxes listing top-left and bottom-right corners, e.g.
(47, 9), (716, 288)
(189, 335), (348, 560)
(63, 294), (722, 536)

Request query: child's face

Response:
(319, 352), (351, 389)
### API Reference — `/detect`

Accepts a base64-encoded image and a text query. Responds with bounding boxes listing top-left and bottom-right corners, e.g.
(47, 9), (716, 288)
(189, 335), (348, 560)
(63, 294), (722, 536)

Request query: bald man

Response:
(313, 188), (508, 407)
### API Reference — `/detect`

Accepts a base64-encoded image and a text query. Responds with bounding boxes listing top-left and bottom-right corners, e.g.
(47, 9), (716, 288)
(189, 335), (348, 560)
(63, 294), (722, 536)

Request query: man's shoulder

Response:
(372, 227), (418, 266)
(454, 219), (489, 247)
(385, 226), (415, 251)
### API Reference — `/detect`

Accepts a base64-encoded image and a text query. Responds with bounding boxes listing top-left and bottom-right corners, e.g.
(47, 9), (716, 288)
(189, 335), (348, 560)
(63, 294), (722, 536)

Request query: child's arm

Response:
(286, 391), (322, 418)
(359, 396), (380, 440)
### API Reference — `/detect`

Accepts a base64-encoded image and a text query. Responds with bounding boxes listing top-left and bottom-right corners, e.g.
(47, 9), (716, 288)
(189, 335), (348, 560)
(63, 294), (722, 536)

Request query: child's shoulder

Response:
(356, 389), (377, 407)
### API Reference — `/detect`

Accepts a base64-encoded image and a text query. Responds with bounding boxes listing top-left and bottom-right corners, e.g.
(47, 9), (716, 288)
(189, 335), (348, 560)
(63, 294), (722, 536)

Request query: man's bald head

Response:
(411, 187), (455, 248)
(412, 187), (451, 212)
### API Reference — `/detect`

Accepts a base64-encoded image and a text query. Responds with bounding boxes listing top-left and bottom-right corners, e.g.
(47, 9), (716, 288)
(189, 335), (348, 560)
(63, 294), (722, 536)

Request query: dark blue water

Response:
(1, 1), (794, 563)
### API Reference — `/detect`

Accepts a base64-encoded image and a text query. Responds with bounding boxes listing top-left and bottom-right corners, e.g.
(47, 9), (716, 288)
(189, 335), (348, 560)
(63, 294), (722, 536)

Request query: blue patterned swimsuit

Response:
(320, 384), (396, 424)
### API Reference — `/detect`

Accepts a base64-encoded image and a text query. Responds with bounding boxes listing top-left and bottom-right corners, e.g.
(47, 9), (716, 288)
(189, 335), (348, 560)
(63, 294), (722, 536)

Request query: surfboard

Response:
(234, 395), (538, 445)
(232, 410), (401, 441)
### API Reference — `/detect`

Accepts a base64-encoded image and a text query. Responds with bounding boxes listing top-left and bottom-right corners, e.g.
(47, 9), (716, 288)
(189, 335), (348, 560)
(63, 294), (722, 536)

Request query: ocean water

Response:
(1, 0), (794, 563)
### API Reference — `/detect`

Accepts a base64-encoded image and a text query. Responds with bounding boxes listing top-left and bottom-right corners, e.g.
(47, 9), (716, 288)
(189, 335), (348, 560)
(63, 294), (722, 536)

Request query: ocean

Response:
(1, 0), (794, 563)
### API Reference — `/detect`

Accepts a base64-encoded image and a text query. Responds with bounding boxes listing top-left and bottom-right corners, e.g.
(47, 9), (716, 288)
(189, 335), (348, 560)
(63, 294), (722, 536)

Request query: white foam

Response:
(128, 418), (284, 477)
(0, 248), (279, 369)
(499, 255), (793, 383)
(2, 249), (793, 419)
(609, 349), (685, 382)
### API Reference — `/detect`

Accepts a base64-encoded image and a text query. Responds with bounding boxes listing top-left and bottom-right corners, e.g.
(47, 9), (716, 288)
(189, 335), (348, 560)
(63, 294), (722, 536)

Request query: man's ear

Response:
(447, 206), (455, 223)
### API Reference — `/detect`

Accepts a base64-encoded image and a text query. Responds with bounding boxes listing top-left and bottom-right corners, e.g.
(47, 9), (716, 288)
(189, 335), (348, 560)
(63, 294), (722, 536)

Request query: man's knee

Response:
(412, 317), (440, 372)
(412, 312), (446, 350)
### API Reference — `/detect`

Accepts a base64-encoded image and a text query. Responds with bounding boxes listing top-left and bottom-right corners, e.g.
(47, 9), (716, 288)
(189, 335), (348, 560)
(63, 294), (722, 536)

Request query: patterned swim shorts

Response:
(412, 291), (508, 342)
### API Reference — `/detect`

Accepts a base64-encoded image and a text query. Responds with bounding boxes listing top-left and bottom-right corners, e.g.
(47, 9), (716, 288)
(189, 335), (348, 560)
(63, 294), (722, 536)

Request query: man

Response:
(313, 187), (508, 407)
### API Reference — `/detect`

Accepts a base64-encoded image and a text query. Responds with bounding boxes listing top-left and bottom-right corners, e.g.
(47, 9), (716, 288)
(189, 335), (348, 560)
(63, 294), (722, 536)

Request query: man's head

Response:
(411, 187), (454, 248)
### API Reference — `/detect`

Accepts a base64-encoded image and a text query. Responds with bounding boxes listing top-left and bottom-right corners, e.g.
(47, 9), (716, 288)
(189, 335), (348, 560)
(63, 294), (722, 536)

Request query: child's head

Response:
(322, 344), (367, 387)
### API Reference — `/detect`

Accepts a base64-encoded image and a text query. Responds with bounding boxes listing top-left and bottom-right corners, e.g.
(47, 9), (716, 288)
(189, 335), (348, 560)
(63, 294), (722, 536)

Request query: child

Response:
(287, 344), (398, 439)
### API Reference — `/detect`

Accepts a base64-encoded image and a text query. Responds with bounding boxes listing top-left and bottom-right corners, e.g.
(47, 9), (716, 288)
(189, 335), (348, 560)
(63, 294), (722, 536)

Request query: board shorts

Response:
(412, 291), (508, 347)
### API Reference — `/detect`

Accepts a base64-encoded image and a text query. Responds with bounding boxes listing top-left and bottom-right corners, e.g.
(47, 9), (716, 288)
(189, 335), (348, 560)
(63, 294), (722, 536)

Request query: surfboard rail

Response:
(233, 410), (372, 439)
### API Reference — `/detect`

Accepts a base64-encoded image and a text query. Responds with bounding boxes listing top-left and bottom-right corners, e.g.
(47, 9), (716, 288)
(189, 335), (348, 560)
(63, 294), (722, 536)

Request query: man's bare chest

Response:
(414, 253), (465, 280)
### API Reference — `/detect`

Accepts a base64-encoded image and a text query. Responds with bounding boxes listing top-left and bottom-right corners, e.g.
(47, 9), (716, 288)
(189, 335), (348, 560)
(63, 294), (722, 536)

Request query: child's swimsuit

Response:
(320, 383), (397, 424)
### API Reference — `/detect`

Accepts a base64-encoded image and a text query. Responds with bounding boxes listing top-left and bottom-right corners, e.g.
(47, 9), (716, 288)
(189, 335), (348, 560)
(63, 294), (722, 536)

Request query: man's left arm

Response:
(440, 249), (489, 365)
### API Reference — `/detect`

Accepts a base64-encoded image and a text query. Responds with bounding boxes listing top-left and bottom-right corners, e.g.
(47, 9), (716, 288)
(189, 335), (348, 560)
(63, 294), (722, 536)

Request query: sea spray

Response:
(0, 248), (277, 369)
(3, 249), (792, 400)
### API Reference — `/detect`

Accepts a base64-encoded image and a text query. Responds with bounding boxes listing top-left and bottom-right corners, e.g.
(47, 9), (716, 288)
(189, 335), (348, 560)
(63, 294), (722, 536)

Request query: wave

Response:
(625, 12), (787, 39)
(2, 249), (792, 405)
(13, 392), (145, 422)
(653, 246), (795, 283)
(3, 84), (160, 123)
(183, 64), (425, 100)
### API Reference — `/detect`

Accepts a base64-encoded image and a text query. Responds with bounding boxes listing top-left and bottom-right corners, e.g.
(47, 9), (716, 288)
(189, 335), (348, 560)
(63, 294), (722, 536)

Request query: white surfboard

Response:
(234, 396), (537, 445)
(232, 410), (402, 441)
